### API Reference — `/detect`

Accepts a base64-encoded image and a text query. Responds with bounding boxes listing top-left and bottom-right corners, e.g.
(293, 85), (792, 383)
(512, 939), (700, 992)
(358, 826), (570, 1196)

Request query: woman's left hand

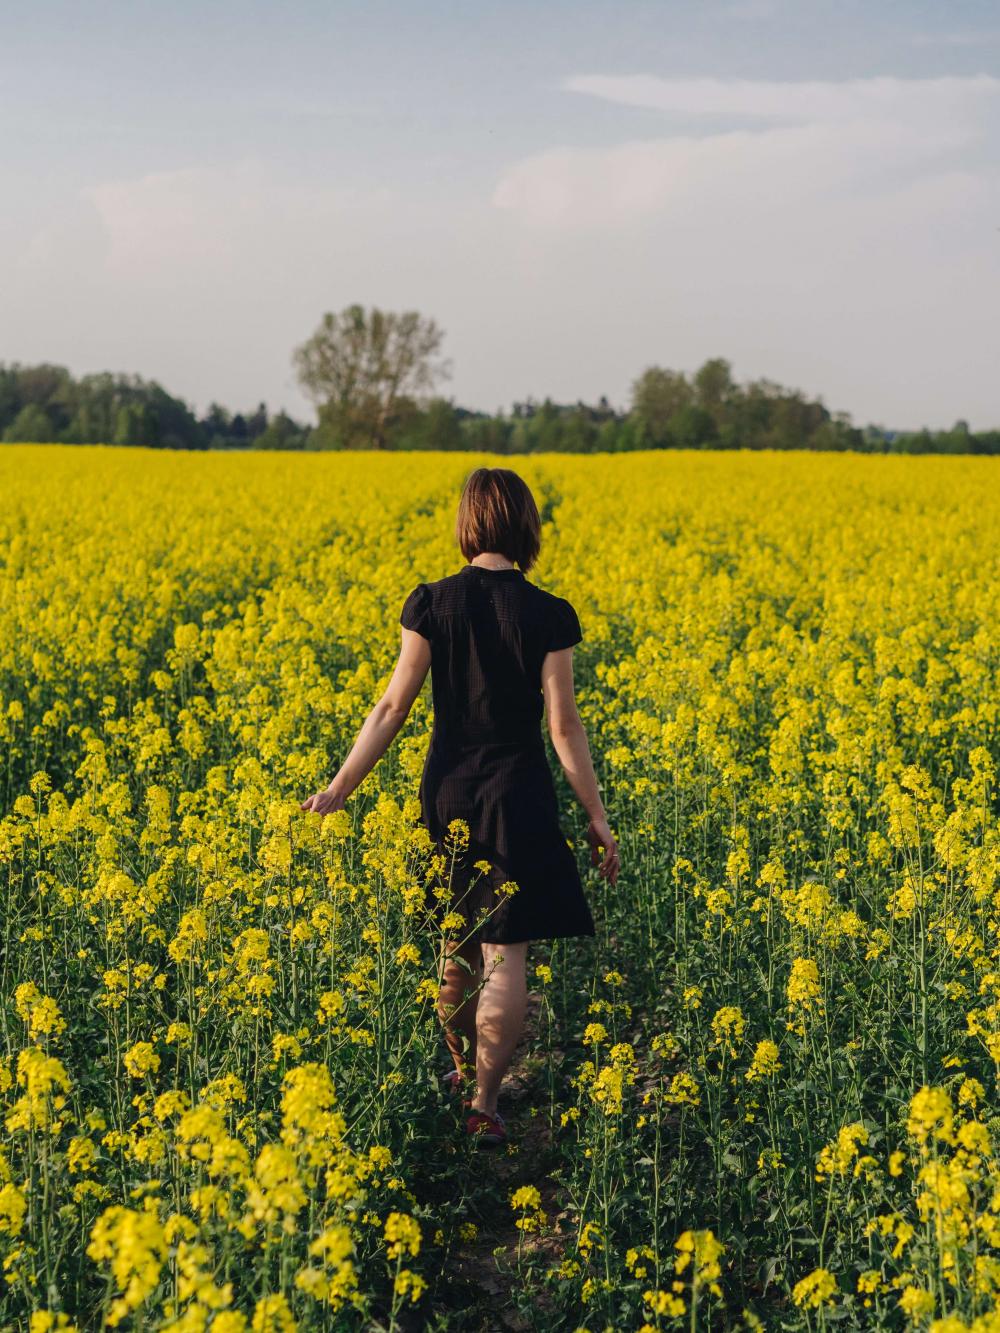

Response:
(300, 785), (347, 815)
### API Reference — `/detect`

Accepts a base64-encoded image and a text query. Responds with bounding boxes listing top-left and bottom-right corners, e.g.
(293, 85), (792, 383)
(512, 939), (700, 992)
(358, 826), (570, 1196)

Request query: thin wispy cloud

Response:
(560, 72), (997, 125)
(81, 163), (393, 278)
(493, 74), (998, 227)
(910, 29), (1000, 47)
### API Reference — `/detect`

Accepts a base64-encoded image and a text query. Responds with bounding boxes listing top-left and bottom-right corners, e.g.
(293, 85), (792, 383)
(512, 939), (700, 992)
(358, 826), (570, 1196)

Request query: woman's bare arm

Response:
(300, 627), (431, 814)
(541, 647), (620, 884)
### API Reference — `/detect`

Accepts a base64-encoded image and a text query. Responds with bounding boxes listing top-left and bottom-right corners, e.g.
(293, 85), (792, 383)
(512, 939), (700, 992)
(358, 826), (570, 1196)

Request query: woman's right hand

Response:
(300, 783), (347, 815)
(586, 816), (620, 885)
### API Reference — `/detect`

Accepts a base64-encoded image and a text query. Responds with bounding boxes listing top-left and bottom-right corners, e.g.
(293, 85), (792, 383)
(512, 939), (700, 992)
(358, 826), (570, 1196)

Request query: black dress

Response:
(399, 564), (596, 945)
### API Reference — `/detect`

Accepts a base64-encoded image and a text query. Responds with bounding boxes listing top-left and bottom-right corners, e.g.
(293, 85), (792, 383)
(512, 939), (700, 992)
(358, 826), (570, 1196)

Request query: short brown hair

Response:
(455, 467), (542, 573)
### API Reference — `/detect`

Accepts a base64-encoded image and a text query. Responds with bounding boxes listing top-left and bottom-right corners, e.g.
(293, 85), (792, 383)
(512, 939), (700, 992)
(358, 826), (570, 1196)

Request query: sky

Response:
(2, 0), (998, 431)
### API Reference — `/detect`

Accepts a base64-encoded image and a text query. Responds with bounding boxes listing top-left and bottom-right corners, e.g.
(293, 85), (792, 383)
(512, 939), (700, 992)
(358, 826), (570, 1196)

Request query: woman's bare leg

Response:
(437, 938), (483, 1078)
(471, 941), (529, 1118)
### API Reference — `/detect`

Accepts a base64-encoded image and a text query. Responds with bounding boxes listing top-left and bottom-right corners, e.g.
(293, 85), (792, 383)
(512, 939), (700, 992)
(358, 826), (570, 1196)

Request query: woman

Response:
(301, 467), (619, 1149)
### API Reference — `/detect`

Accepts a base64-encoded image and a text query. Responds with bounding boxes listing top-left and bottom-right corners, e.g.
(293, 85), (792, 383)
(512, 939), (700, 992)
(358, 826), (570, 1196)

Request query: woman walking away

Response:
(301, 467), (619, 1149)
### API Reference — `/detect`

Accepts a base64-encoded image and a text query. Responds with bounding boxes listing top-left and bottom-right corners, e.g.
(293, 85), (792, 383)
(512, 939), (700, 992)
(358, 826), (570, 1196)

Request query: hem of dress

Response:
(473, 928), (597, 945)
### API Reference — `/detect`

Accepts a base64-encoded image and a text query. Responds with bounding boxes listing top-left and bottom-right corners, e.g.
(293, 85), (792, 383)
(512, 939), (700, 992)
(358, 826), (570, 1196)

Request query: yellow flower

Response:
(394, 1268), (426, 1303)
(957, 1077), (985, 1108)
(30, 1316), (79, 1333)
(665, 1072), (700, 1107)
(67, 1136), (96, 1174)
(123, 1042), (160, 1079)
(295, 1225), (358, 1307)
(6, 1047), (72, 1133)
(907, 1086), (956, 1148)
(674, 1229), (724, 1297)
(897, 1285), (935, 1322)
(510, 1185), (542, 1210)
(815, 1123), (869, 1180)
(644, 1288), (685, 1317)
(384, 1211), (421, 1259)
(251, 1294), (296, 1332)
(626, 1244), (657, 1277)
(786, 958), (822, 1010)
(0, 1179), (28, 1236)
(14, 983), (67, 1042)
(444, 819), (470, 851)
(792, 1267), (837, 1309)
(651, 1031), (681, 1059)
(271, 1033), (302, 1063)
(746, 1039), (781, 1081)
(87, 1205), (168, 1327)
(710, 1005), (746, 1056)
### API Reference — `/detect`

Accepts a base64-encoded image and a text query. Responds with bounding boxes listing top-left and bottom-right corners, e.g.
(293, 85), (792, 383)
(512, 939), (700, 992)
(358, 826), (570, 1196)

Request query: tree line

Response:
(0, 364), (308, 452)
(2, 305), (996, 455)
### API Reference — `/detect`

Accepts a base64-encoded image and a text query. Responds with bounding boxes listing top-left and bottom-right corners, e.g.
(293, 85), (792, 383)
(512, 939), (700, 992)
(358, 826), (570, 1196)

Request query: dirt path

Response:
(440, 991), (576, 1331)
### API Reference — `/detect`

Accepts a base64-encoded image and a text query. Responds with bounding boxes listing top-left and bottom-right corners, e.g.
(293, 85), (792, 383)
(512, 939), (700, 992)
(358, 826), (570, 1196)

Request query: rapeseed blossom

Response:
(746, 1039), (781, 1081)
(675, 1229), (725, 1299)
(793, 1267), (838, 1309)
(1, 447), (999, 1328)
(87, 1205), (168, 1326)
(710, 1005), (746, 1056)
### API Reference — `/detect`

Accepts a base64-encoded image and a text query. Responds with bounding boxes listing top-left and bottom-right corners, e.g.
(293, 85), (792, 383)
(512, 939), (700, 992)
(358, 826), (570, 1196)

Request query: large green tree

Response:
(292, 304), (449, 449)
(2, 403), (53, 442)
(693, 357), (734, 413)
(630, 367), (693, 446)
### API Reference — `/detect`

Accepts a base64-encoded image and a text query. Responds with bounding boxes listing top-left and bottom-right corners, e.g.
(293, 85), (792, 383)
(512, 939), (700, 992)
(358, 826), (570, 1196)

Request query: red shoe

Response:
(465, 1109), (507, 1149)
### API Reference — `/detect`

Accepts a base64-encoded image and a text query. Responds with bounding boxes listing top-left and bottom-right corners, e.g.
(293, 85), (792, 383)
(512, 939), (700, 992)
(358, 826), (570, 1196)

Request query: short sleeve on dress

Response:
(399, 583), (432, 640)
(547, 596), (582, 652)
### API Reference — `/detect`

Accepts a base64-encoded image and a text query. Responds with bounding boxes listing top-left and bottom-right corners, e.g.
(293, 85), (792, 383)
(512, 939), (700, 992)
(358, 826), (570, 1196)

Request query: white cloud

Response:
(560, 72), (996, 124)
(487, 73), (1000, 429)
(492, 75), (998, 227)
(81, 161), (393, 280)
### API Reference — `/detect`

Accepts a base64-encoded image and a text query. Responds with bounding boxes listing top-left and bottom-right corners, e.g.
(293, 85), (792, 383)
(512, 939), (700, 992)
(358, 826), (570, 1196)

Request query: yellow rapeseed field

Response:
(1, 444), (999, 1331)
